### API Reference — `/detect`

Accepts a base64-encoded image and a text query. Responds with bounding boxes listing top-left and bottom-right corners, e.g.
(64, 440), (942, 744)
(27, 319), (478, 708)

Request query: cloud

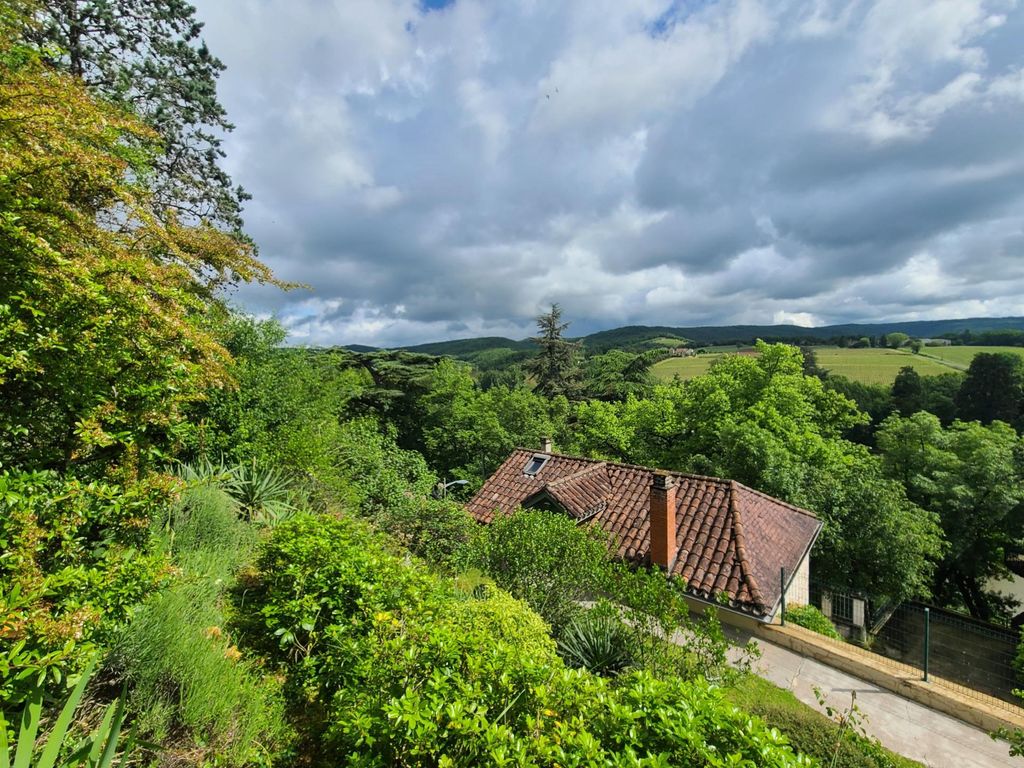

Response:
(194, 0), (1024, 346)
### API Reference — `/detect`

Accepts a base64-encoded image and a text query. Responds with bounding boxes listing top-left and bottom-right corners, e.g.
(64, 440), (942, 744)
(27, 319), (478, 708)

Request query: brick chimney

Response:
(542, 436), (552, 453)
(650, 472), (677, 569)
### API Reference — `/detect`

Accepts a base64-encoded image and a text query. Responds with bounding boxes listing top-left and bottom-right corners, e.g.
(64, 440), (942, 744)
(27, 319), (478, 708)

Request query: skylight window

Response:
(523, 454), (550, 476)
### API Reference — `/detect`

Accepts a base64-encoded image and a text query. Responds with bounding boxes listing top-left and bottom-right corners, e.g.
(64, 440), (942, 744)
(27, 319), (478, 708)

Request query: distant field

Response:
(652, 347), (957, 385)
(813, 348), (950, 384)
(918, 345), (1024, 368)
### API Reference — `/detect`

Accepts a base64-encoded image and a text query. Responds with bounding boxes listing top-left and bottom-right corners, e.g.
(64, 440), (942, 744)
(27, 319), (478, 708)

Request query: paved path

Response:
(745, 632), (1019, 767)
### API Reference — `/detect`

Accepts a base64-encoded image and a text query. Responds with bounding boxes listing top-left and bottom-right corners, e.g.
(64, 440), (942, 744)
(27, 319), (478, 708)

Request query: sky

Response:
(194, 0), (1024, 347)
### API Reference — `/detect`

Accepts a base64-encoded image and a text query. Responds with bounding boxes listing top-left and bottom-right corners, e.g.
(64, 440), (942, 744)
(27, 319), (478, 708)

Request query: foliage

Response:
(524, 304), (584, 400)
(28, 0), (247, 230)
(802, 449), (943, 603)
(877, 413), (1024, 620)
(784, 605), (843, 641)
(371, 495), (476, 570)
(110, 486), (290, 766)
(468, 509), (612, 631)
(582, 350), (662, 401)
(0, 660), (138, 768)
(727, 676), (919, 768)
(890, 367), (923, 416)
(419, 359), (566, 482)
(237, 513), (812, 767)
(0, 32), (280, 472)
(0, 471), (172, 708)
(955, 352), (1024, 428)
(556, 607), (634, 677)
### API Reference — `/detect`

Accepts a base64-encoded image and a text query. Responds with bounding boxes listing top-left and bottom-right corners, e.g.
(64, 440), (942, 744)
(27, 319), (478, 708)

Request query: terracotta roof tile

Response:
(466, 449), (822, 619)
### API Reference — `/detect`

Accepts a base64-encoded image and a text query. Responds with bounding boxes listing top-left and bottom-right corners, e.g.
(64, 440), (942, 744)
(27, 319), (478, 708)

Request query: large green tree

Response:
(0, 18), (277, 472)
(955, 352), (1024, 428)
(877, 412), (1024, 620)
(26, 0), (246, 230)
(525, 304), (583, 400)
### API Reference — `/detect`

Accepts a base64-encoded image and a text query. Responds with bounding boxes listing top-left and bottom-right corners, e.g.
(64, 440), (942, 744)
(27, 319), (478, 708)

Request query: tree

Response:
(890, 366), (924, 415)
(26, 0), (247, 230)
(955, 352), (1024, 428)
(0, 22), (279, 472)
(884, 332), (910, 349)
(803, 449), (943, 602)
(799, 346), (828, 380)
(525, 304), (583, 400)
(582, 349), (661, 401)
(877, 413), (1024, 620)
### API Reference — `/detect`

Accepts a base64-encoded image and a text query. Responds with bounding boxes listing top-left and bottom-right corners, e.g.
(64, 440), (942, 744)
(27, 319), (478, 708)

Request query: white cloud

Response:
(192, 0), (1024, 346)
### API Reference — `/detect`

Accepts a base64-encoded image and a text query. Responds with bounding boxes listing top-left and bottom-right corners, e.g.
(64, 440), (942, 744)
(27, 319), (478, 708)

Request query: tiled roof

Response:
(466, 449), (822, 619)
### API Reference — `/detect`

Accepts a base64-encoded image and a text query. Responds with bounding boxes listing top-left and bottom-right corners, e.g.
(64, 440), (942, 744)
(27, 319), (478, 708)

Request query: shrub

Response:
(371, 495), (476, 569)
(557, 607), (634, 677)
(0, 471), (172, 708)
(785, 604), (843, 641)
(239, 513), (813, 767)
(468, 509), (611, 631)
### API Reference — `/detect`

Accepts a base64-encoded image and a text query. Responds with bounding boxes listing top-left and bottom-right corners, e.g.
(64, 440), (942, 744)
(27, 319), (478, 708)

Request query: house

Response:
(466, 447), (822, 627)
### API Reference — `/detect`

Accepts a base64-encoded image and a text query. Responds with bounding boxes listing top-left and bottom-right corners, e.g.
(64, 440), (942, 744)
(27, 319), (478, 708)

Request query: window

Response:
(523, 454), (550, 476)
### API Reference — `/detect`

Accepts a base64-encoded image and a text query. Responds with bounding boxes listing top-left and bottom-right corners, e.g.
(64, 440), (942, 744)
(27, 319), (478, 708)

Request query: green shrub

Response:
(785, 604), (843, 641)
(468, 509), (611, 631)
(0, 471), (172, 708)
(239, 513), (813, 767)
(371, 495), (476, 569)
(557, 607), (633, 677)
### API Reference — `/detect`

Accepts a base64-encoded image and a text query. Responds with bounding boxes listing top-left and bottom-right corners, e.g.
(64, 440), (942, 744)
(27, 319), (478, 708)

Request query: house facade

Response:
(466, 448), (821, 626)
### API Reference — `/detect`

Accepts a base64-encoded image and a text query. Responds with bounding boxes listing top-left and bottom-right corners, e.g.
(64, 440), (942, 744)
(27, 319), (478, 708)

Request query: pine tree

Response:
(525, 304), (583, 400)
(27, 0), (247, 231)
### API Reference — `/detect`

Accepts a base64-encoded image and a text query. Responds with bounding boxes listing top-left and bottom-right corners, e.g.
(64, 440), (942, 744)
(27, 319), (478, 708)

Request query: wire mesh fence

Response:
(793, 583), (1024, 714)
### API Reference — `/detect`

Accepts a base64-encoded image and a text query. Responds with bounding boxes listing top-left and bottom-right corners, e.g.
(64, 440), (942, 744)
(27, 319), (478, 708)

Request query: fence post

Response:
(780, 567), (786, 626)
(923, 607), (930, 682)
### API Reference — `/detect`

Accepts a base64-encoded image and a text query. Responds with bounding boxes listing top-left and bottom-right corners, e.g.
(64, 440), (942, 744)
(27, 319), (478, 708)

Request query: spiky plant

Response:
(0, 661), (141, 768)
(557, 610), (634, 678)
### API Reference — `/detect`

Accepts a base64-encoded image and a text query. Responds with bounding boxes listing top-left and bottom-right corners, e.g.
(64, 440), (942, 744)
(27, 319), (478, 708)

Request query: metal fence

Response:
(787, 583), (1024, 713)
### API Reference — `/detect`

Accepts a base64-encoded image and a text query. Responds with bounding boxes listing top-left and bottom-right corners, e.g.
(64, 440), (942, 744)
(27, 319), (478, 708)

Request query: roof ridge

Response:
(511, 447), (731, 486)
(546, 461), (608, 488)
(728, 481), (767, 614)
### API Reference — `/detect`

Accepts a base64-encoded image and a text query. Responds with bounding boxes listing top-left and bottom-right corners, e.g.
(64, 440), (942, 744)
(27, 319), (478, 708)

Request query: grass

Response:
(652, 347), (953, 386)
(110, 486), (290, 766)
(725, 674), (923, 768)
(917, 345), (1024, 369)
(813, 348), (950, 385)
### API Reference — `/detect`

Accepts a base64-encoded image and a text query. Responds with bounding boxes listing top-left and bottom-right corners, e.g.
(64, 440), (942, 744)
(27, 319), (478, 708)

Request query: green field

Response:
(650, 346), (998, 386)
(918, 345), (1024, 368)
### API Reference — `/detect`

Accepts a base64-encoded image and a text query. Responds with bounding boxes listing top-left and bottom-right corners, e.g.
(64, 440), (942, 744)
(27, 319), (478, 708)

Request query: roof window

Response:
(523, 454), (550, 476)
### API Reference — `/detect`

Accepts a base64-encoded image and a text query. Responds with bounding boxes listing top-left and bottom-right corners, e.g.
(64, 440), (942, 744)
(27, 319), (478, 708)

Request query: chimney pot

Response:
(650, 472), (677, 570)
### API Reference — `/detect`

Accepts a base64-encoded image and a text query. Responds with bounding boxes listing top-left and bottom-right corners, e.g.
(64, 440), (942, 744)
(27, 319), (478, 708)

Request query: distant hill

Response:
(379, 316), (1024, 361)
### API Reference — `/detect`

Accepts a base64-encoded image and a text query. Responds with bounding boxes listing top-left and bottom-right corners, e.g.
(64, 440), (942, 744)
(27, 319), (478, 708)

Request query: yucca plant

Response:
(0, 661), (140, 768)
(231, 460), (297, 524)
(172, 457), (239, 489)
(557, 610), (634, 678)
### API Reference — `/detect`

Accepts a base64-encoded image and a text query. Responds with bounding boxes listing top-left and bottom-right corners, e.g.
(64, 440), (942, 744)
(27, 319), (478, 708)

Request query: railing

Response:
(791, 583), (1024, 715)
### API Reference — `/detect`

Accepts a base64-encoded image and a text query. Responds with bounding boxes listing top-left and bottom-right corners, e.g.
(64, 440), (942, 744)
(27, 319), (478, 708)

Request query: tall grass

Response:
(110, 486), (290, 766)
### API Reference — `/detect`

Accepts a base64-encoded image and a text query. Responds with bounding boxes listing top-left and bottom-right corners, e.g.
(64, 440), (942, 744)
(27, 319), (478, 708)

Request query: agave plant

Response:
(0, 661), (141, 768)
(171, 457), (239, 489)
(557, 610), (634, 678)
(231, 460), (297, 524)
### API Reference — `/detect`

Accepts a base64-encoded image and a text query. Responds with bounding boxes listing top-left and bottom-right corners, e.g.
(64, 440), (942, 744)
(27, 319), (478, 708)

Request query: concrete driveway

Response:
(750, 634), (1019, 767)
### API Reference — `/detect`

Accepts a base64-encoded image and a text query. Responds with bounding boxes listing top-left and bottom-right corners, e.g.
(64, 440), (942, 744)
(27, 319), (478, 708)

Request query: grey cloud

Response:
(196, 0), (1024, 347)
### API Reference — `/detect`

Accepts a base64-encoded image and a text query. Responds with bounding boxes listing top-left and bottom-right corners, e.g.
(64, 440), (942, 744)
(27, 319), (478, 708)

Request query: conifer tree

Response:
(27, 0), (247, 231)
(525, 304), (583, 400)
